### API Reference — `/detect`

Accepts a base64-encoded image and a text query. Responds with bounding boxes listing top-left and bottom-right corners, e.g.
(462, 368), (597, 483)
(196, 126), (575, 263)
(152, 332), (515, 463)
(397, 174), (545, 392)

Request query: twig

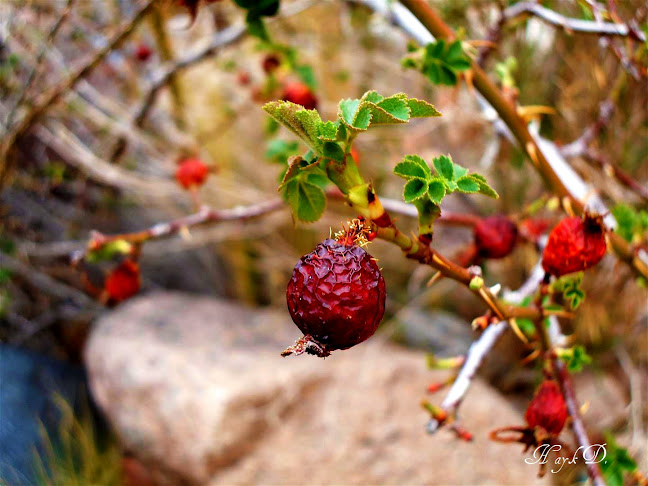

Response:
(614, 345), (644, 452)
(0, 253), (98, 309)
(5, 0), (76, 128)
(581, 149), (648, 203)
(427, 260), (546, 433)
(0, 0), (156, 184)
(78, 198), (286, 259)
(560, 100), (615, 158)
(552, 345), (606, 486)
(502, 1), (646, 41)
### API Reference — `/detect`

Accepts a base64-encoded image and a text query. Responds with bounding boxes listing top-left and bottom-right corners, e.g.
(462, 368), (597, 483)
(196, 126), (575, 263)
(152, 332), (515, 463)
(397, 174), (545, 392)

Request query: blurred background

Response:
(0, 0), (646, 484)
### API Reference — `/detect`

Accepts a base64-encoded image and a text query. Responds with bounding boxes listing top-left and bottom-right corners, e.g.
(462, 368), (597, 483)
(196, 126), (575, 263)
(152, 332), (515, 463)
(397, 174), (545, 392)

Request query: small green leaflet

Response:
(600, 433), (638, 486)
(557, 345), (592, 373)
(552, 272), (585, 310)
(611, 203), (648, 243)
(280, 156), (327, 223)
(233, 0), (280, 41)
(393, 153), (498, 208)
(402, 40), (471, 86)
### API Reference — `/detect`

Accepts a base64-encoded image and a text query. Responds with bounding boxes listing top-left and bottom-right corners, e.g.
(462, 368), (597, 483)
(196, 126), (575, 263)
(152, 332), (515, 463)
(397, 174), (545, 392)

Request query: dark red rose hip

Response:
(105, 259), (141, 303)
(283, 234), (386, 357)
(281, 81), (318, 110)
(525, 380), (568, 436)
(542, 215), (607, 277)
(474, 215), (518, 259)
(175, 158), (209, 190)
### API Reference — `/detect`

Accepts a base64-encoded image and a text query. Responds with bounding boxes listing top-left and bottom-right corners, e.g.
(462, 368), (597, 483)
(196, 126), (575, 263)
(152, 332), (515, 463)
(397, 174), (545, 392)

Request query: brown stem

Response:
(399, 0), (647, 282)
(82, 198), (285, 257)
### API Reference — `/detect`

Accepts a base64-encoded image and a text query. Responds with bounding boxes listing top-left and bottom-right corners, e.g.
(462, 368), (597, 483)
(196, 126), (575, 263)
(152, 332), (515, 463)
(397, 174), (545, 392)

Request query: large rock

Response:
(86, 292), (543, 485)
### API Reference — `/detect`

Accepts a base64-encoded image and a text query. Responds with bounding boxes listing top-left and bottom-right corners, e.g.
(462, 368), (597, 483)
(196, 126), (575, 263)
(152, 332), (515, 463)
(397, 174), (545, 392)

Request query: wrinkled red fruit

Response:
(281, 81), (318, 110)
(474, 215), (518, 259)
(105, 259), (141, 303)
(542, 215), (606, 277)
(525, 380), (568, 436)
(175, 158), (209, 189)
(135, 43), (153, 62)
(284, 239), (386, 357)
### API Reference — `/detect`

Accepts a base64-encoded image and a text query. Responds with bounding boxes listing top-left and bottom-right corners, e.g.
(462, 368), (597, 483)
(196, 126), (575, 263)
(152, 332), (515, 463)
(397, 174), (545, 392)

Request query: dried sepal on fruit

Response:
(283, 219), (386, 358)
(542, 214), (607, 277)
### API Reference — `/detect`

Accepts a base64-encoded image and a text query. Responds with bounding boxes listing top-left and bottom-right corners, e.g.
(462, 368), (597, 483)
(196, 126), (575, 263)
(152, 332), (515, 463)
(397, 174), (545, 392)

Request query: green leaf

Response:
(86, 239), (134, 263)
(559, 345), (592, 373)
(284, 177), (326, 223)
(317, 121), (338, 142)
(0, 268), (12, 285)
(469, 173), (499, 198)
(401, 155), (432, 178)
(456, 176), (480, 193)
(433, 155), (454, 180)
(403, 178), (427, 202)
(265, 139), (299, 163)
(376, 95), (410, 121)
(339, 99), (372, 131)
(427, 179), (446, 204)
(611, 203), (648, 243)
(322, 141), (345, 162)
(601, 433), (638, 486)
(263, 101), (324, 153)
(407, 98), (441, 118)
(295, 64), (316, 90)
(394, 160), (429, 180)
(404, 40), (472, 86)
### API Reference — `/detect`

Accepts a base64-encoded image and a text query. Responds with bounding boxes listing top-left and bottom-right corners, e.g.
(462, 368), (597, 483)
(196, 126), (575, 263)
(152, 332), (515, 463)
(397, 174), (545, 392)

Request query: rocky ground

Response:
(84, 292), (565, 485)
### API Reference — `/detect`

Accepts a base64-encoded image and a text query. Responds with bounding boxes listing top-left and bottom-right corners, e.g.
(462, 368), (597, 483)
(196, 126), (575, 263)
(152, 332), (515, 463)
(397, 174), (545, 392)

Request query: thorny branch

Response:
(5, 0), (76, 128)
(0, 0), (157, 185)
(502, 1), (646, 41)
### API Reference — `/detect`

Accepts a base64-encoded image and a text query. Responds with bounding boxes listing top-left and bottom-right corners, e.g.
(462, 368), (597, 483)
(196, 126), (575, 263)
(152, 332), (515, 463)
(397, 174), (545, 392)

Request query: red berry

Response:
(542, 215), (606, 277)
(285, 238), (386, 357)
(262, 54), (281, 74)
(105, 259), (140, 303)
(281, 81), (318, 110)
(135, 43), (153, 62)
(474, 215), (518, 259)
(175, 158), (209, 190)
(524, 380), (568, 436)
(237, 70), (251, 86)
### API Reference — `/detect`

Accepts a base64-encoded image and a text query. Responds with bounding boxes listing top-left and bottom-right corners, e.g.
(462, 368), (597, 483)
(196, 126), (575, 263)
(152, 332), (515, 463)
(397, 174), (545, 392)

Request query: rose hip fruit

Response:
(525, 380), (568, 436)
(135, 43), (153, 62)
(175, 158), (209, 190)
(283, 227), (385, 357)
(281, 81), (318, 110)
(262, 53), (281, 74)
(105, 259), (141, 303)
(542, 214), (607, 277)
(474, 215), (518, 259)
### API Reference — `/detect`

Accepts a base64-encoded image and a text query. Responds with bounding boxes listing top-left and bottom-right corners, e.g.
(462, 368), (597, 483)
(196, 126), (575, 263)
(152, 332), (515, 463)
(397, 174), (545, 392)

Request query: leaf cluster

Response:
(600, 433), (638, 486)
(611, 203), (648, 244)
(552, 272), (585, 310)
(393, 154), (498, 205)
(402, 40), (471, 86)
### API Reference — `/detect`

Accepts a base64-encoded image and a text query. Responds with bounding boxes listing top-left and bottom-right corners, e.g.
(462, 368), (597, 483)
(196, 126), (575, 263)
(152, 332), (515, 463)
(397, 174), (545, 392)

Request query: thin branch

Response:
(552, 345), (606, 486)
(580, 149), (648, 203)
(77, 198), (286, 259)
(5, 0), (76, 128)
(387, 0), (647, 281)
(503, 1), (646, 41)
(0, 0), (156, 184)
(427, 260), (546, 433)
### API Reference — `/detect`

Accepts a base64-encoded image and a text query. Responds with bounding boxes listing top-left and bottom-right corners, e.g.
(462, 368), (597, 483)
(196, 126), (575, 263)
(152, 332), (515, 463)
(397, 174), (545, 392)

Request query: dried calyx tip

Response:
(334, 218), (372, 247)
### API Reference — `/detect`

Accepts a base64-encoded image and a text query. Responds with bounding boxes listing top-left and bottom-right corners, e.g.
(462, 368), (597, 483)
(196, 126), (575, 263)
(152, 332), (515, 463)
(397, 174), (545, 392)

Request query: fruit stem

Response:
(281, 335), (330, 358)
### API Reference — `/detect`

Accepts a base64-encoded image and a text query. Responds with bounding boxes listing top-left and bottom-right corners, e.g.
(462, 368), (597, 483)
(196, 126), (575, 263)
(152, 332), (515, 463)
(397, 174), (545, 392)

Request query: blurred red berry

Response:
(542, 215), (606, 277)
(474, 215), (518, 259)
(135, 43), (153, 62)
(281, 81), (318, 110)
(175, 158), (209, 190)
(262, 54), (281, 74)
(237, 70), (251, 86)
(105, 259), (141, 303)
(284, 238), (385, 357)
(525, 380), (568, 436)
(519, 217), (551, 243)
